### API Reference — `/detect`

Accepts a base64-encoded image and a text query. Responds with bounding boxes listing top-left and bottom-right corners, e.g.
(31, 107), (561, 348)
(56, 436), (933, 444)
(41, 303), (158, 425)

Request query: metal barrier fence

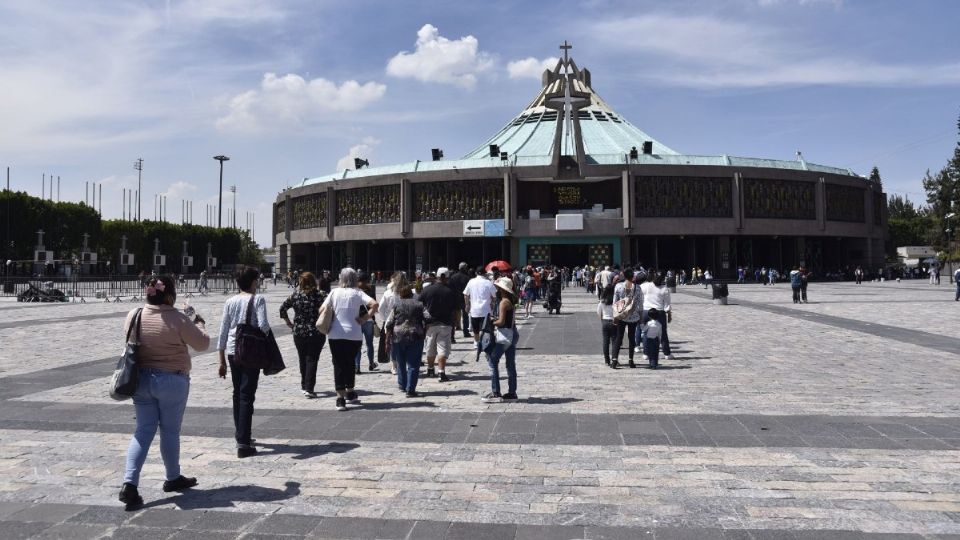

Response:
(0, 274), (256, 302)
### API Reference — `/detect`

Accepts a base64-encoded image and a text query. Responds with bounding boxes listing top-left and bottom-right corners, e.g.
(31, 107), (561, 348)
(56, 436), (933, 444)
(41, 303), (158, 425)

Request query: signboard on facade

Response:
(483, 219), (505, 237)
(463, 220), (484, 237)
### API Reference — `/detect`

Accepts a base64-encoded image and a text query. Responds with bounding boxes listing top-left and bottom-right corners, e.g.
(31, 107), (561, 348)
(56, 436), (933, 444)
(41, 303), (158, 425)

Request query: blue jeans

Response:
(486, 329), (519, 395)
(394, 340), (424, 392)
(354, 320), (375, 368)
(637, 310), (671, 356)
(124, 368), (190, 485)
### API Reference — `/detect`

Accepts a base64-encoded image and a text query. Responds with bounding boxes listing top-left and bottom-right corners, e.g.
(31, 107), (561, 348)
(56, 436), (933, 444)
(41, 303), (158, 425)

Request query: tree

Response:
(887, 194), (919, 220)
(920, 112), (960, 251)
(869, 166), (882, 185)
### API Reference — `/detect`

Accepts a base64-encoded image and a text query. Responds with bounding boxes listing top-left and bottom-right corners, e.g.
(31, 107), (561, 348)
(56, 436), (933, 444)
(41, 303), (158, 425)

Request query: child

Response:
(597, 284), (616, 366)
(643, 308), (662, 369)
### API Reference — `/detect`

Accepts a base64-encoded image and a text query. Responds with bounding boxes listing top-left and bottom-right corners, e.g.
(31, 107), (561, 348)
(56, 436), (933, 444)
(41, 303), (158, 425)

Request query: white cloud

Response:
(591, 14), (960, 88)
(216, 73), (387, 132)
(161, 181), (198, 199)
(336, 137), (380, 171)
(507, 57), (559, 80)
(386, 24), (494, 89)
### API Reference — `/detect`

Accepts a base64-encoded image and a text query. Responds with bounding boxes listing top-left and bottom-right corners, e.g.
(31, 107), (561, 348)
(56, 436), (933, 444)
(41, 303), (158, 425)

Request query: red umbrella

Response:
(485, 260), (511, 272)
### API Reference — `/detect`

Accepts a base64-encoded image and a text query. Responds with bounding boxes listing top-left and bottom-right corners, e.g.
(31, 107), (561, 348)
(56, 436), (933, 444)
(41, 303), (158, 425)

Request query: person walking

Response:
(384, 284), (426, 397)
(954, 267), (960, 301)
(354, 272), (378, 374)
(855, 266), (863, 285)
(642, 308), (663, 369)
(447, 262), (472, 338)
(216, 266), (269, 459)
(597, 284), (616, 366)
(419, 267), (457, 381)
(790, 266), (802, 304)
(799, 266), (810, 303)
(637, 272), (674, 362)
(482, 277), (520, 402)
(611, 268), (643, 368)
(322, 268), (378, 411)
(464, 266), (497, 351)
(378, 272), (409, 375)
(520, 267), (536, 319)
(118, 275), (208, 511)
(279, 271), (327, 398)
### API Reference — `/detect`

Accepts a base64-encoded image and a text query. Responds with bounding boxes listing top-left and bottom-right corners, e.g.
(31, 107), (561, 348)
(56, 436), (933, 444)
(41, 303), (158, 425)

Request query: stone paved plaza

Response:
(1, 280), (959, 539)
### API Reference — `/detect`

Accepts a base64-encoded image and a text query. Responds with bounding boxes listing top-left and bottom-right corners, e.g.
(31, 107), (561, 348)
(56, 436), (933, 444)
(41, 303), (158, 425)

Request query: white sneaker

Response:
(665, 354), (675, 361)
(634, 346), (642, 354)
(642, 354), (649, 361)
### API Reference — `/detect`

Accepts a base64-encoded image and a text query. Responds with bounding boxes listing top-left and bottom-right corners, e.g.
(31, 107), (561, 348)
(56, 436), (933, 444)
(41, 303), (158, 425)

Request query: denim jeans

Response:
(294, 334), (325, 393)
(228, 357), (260, 448)
(638, 310), (671, 356)
(612, 320), (638, 361)
(394, 339), (424, 392)
(601, 320), (617, 363)
(124, 368), (190, 485)
(486, 328), (519, 395)
(354, 320), (375, 369)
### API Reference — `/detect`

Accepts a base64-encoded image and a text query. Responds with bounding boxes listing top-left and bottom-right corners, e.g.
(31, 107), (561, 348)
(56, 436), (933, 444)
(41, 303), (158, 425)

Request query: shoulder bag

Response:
(612, 287), (634, 321)
(316, 291), (334, 335)
(109, 309), (143, 401)
(234, 295), (271, 370)
(262, 329), (286, 375)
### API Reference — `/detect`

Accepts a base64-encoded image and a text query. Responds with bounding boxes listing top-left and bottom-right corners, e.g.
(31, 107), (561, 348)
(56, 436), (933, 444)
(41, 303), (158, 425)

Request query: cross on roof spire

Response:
(560, 40), (572, 64)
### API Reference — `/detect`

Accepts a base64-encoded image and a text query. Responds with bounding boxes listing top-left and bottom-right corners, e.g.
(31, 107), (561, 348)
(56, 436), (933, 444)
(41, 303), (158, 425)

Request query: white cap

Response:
(436, 266), (450, 278)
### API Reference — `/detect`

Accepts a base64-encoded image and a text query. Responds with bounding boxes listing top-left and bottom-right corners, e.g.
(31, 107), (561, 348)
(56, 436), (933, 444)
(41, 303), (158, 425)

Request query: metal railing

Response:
(0, 274), (251, 302)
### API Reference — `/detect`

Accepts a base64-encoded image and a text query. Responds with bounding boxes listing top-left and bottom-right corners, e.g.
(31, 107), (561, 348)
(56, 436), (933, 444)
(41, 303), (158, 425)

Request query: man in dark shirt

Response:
(419, 267), (458, 381)
(447, 262), (471, 338)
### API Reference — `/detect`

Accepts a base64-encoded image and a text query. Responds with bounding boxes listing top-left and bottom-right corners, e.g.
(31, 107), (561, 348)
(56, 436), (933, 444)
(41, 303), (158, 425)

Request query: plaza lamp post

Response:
(213, 155), (230, 228)
(947, 212), (956, 283)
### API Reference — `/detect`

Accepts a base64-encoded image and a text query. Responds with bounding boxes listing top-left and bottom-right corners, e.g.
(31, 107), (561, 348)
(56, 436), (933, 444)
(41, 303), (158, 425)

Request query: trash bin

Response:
(711, 282), (729, 305)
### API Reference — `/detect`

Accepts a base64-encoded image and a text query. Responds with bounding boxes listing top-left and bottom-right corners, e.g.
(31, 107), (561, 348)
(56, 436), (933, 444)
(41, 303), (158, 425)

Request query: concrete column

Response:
(283, 193), (292, 243)
(817, 178), (826, 231)
(503, 172), (512, 233)
(733, 173), (743, 230)
(621, 170), (631, 230)
(401, 178), (411, 237)
(326, 187), (336, 240)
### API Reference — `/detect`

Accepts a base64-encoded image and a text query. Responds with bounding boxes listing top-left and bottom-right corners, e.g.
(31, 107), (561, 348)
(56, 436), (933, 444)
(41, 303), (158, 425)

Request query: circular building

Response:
(273, 49), (886, 278)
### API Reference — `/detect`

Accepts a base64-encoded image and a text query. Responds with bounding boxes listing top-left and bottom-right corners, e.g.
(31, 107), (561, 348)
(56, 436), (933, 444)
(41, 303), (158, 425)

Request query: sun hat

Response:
(494, 277), (514, 295)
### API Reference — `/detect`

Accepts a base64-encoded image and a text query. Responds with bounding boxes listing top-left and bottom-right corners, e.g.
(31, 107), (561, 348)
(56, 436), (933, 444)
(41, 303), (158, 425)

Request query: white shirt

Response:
(645, 319), (662, 339)
(596, 302), (614, 320)
(464, 276), (497, 317)
(324, 288), (374, 341)
(639, 282), (671, 312)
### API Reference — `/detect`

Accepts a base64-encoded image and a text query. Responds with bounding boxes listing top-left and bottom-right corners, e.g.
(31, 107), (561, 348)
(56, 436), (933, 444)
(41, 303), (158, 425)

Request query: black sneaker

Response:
(628, 360), (636, 368)
(405, 391), (419, 398)
(610, 360), (619, 369)
(355, 367), (361, 375)
(346, 391), (361, 405)
(368, 363), (378, 371)
(438, 373), (450, 382)
(481, 392), (502, 403)
(237, 446), (258, 458)
(162, 475), (198, 492)
(118, 483), (143, 511)
(501, 393), (518, 401)
(605, 358), (610, 365)
(335, 397), (347, 411)
(426, 368), (436, 378)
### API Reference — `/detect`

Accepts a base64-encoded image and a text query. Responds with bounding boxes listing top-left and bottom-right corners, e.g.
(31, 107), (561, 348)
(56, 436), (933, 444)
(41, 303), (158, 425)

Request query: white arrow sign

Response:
(462, 220), (484, 237)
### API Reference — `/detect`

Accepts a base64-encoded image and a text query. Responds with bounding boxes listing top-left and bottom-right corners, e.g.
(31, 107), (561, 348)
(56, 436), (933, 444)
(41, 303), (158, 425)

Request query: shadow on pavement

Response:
(257, 442), (360, 460)
(146, 481), (302, 510)
(524, 397), (584, 405)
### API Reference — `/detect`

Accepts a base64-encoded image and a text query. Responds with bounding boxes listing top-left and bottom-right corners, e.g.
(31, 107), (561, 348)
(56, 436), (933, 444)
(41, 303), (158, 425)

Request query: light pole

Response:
(230, 185), (237, 228)
(134, 158), (143, 221)
(947, 212), (956, 284)
(213, 155), (230, 228)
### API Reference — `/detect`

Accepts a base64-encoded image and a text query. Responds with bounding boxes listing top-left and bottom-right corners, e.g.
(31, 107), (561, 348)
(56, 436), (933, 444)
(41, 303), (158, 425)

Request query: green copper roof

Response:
(297, 49), (863, 189)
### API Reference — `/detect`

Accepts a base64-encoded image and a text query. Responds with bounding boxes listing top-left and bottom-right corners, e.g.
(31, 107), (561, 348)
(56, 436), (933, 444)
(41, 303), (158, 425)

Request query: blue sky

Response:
(1, 0), (958, 246)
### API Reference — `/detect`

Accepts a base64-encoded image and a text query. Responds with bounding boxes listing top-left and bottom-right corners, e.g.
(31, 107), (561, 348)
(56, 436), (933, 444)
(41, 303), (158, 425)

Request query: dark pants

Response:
(228, 356), (260, 448)
(601, 320), (617, 363)
(638, 310), (671, 356)
(294, 334), (325, 393)
(461, 309), (471, 336)
(800, 282), (808, 302)
(612, 320), (638, 361)
(792, 285), (801, 303)
(645, 336), (661, 368)
(329, 339), (360, 391)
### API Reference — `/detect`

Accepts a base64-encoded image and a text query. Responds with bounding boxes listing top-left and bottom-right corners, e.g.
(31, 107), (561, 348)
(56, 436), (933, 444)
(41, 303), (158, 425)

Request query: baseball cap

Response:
(436, 266), (450, 278)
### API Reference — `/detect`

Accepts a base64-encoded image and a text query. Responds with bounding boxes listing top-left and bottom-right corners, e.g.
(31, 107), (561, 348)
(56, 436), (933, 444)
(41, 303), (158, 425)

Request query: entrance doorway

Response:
(550, 244), (588, 267)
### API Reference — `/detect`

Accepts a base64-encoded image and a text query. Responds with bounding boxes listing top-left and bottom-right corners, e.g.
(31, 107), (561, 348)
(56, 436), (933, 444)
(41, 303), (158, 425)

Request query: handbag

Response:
(315, 294), (334, 335)
(109, 308), (142, 401)
(495, 327), (513, 346)
(262, 330), (286, 375)
(234, 294), (271, 370)
(376, 327), (389, 363)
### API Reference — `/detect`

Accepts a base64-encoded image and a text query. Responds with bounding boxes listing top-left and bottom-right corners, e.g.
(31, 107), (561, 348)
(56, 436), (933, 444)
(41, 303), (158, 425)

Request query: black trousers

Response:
(800, 282), (808, 302)
(612, 320), (638, 361)
(328, 339), (361, 391)
(601, 320), (617, 363)
(294, 334), (326, 393)
(792, 286), (802, 303)
(228, 356), (260, 447)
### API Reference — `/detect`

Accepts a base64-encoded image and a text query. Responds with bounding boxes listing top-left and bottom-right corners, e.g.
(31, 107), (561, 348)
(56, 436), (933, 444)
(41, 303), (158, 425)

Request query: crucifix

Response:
(560, 40), (572, 66)
(82, 233), (90, 251)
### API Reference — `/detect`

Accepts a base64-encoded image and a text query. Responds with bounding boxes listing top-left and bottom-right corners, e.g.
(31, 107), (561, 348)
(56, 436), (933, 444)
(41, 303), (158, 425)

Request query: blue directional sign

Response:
(484, 219), (505, 237)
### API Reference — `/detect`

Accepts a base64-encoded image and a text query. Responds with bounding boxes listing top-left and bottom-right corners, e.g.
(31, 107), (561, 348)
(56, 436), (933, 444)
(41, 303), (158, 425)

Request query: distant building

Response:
(896, 246), (937, 268)
(273, 46), (886, 276)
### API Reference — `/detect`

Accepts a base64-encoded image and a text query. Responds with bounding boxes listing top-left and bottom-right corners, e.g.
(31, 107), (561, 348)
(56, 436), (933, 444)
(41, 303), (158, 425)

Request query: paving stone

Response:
(30, 523), (112, 539)
(183, 510), (260, 531)
(515, 523), (584, 539)
(406, 520), (451, 539)
(66, 506), (133, 526)
(104, 526), (178, 539)
(0, 521), (54, 539)
(127, 508), (203, 528)
(444, 521), (517, 540)
(252, 513), (323, 535)
(6, 502), (84, 522)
